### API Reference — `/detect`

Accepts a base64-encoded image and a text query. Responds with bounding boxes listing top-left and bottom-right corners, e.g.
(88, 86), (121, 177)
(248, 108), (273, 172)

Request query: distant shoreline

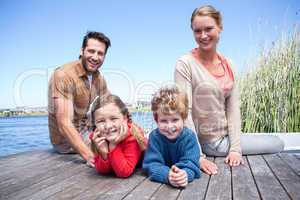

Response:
(0, 112), (48, 118)
(0, 107), (151, 118)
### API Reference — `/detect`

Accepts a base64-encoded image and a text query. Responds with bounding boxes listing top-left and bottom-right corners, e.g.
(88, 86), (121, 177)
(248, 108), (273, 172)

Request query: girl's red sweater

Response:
(94, 127), (142, 178)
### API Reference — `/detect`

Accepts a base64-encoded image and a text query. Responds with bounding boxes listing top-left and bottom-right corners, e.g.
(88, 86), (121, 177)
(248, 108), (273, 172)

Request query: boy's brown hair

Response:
(151, 85), (188, 121)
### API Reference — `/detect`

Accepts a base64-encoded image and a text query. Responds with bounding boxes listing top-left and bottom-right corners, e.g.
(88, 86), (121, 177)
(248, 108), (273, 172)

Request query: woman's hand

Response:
(225, 152), (244, 166)
(200, 157), (218, 175)
(92, 129), (109, 160)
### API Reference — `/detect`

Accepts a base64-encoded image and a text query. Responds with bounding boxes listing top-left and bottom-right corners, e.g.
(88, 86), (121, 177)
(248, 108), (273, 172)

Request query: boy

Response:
(143, 85), (201, 188)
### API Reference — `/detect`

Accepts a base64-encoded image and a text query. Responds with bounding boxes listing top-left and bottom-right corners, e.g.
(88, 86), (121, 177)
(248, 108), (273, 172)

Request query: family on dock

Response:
(48, 5), (284, 188)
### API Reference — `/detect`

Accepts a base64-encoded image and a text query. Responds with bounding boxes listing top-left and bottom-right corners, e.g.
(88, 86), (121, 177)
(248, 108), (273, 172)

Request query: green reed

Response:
(239, 28), (300, 133)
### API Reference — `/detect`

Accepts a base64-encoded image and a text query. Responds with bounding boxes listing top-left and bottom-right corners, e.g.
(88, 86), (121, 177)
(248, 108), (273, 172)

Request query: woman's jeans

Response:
(202, 134), (285, 157)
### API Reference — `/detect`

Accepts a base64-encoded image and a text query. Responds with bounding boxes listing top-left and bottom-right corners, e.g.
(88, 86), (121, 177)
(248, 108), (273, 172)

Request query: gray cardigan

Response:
(174, 52), (242, 153)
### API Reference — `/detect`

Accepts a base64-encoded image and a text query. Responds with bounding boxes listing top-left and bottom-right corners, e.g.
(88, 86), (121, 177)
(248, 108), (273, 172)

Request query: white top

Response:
(87, 74), (92, 88)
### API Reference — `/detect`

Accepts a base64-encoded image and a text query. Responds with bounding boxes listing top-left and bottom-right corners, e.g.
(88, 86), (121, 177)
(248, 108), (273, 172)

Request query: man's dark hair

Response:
(81, 31), (111, 54)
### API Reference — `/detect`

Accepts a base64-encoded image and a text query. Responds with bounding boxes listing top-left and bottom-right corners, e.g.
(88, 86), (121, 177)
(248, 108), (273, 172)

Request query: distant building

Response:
(125, 102), (133, 108)
(135, 100), (150, 108)
(0, 106), (47, 117)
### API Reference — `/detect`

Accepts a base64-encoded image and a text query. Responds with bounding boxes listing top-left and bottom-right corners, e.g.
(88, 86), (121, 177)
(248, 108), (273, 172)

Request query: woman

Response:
(174, 5), (284, 175)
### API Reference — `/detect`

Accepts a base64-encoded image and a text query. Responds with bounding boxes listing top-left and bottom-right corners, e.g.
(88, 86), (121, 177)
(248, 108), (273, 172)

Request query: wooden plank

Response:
(48, 169), (147, 200)
(0, 153), (80, 191)
(291, 153), (300, 160)
(19, 166), (93, 200)
(0, 150), (48, 162)
(177, 158), (212, 200)
(149, 184), (181, 200)
(2, 151), (299, 200)
(1, 156), (85, 200)
(0, 154), (66, 193)
(232, 156), (260, 200)
(278, 153), (300, 176)
(205, 157), (231, 200)
(94, 170), (147, 200)
(0, 150), (54, 170)
(45, 169), (105, 200)
(0, 151), (62, 181)
(247, 155), (290, 200)
(123, 178), (162, 200)
(264, 154), (300, 200)
(176, 175), (209, 200)
(71, 176), (121, 200)
(126, 157), (215, 200)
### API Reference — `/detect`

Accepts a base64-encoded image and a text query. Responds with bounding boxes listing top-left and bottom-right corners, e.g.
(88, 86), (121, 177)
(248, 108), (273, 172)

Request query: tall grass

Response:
(239, 28), (300, 133)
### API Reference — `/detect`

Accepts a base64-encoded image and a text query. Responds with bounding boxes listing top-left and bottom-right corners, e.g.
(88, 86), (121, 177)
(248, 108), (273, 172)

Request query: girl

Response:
(88, 94), (147, 178)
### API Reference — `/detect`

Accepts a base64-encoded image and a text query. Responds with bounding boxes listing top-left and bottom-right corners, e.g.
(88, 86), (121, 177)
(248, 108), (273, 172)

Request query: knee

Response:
(202, 146), (227, 157)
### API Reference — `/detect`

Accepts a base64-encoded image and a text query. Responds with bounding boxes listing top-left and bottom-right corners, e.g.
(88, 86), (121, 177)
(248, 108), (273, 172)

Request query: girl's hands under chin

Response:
(108, 122), (128, 151)
(92, 128), (109, 159)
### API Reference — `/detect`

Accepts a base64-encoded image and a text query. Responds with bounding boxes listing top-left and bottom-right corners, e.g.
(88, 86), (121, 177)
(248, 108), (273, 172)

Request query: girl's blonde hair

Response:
(151, 85), (188, 121)
(87, 94), (131, 130)
(190, 5), (223, 30)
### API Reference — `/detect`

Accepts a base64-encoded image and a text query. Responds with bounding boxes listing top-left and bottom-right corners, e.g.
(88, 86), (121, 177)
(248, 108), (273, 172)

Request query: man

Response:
(48, 31), (111, 167)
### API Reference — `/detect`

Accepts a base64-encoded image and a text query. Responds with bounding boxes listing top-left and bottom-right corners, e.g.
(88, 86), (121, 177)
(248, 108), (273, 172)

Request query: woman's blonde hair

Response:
(151, 85), (188, 121)
(190, 5), (223, 30)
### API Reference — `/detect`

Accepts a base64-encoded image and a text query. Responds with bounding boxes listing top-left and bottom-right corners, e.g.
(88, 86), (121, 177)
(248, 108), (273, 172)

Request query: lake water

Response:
(0, 113), (156, 157)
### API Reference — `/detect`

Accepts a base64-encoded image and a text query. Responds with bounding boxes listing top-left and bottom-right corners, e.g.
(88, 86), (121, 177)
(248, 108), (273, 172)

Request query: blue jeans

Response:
(202, 134), (285, 157)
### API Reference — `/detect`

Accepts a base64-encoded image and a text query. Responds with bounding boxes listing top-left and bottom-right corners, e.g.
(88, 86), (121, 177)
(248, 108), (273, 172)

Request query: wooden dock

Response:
(0, 150), (300, 200)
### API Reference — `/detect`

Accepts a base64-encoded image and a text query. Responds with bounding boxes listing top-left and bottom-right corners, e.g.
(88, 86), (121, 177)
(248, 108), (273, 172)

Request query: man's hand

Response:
(86, 155), (95, 168)
(168, 165), (188, 188)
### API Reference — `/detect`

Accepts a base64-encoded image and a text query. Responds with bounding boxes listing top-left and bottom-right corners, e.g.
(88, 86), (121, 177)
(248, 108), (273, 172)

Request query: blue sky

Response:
(0, 0), (299, 108)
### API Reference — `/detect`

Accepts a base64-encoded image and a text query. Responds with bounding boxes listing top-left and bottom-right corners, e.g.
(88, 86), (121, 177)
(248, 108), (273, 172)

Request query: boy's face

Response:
(156, 112), (184, 140)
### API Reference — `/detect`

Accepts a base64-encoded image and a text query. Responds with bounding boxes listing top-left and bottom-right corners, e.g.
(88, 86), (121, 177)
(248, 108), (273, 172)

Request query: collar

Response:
(191, 48), (223, 65)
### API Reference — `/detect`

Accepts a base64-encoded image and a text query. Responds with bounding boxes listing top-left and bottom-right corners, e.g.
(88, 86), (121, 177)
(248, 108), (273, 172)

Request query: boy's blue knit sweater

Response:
(143, 127), (201, 184)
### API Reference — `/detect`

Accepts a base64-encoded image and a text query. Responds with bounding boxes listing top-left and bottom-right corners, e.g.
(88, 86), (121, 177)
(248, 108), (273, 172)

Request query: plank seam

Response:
(278, 154), (300, 178)
(294, 154), (300, 161)
(149, 183), (163, 199)
(40, 168), (90, 200)
(1, 157), (84, 199)
(121, 177), (148, 200)
(175, 189), (182, 200)
(230, 166), (233, 200)
(246, 156), (263, 200)
(202, 157), (215, 200)
(46, 170), (104, 200)
(79, 178), (117, 200)
(262, 155), (293, 200)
